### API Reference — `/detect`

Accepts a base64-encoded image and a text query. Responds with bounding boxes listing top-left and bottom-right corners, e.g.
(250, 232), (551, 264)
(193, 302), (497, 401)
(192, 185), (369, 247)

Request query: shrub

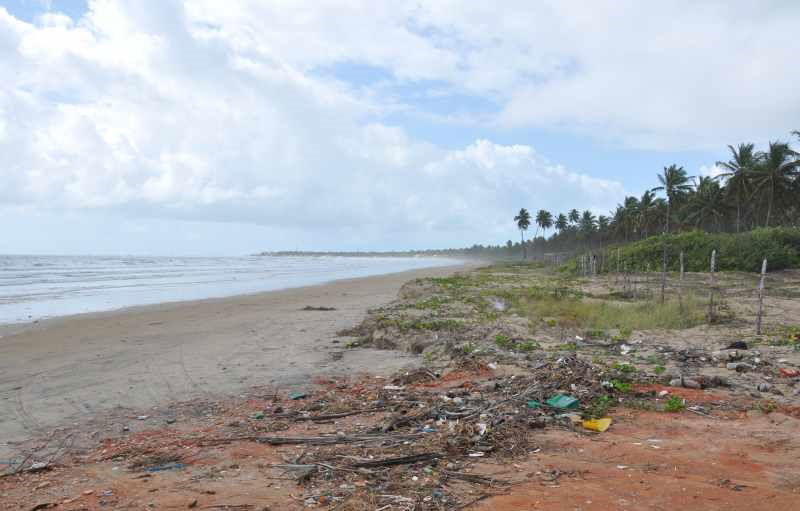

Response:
(664, 396), (686, 412)
(593, 228), (800, 273)
(494, 333), (513, 348)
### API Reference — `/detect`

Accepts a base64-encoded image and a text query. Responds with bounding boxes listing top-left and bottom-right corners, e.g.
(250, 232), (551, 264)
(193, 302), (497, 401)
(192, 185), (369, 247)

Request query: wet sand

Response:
(0, 263), (469, 459)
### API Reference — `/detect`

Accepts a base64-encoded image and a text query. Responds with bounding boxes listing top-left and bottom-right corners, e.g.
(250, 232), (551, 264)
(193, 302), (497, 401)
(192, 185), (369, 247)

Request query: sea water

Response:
(0, 255), (457, 325)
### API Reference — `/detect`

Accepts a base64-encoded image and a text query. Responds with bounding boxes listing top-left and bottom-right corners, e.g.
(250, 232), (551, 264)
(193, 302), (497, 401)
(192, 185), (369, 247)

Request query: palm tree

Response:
(637, 190), (658, 239)
(597, 215), (610, 248)
(555, 213), (569, 233)
(579, 211), (597, 245)
(597, 215), (609, 232)
(612, 196), (639, 241)
(684, 177), (727, 231)
(535, 210), (553, 239)
(716, 143), (759, 232)
(568, 209), (580, 225)
(652, 164), (692, 233)
(514, 208), (531, 259)
(748, 141), (799, 227)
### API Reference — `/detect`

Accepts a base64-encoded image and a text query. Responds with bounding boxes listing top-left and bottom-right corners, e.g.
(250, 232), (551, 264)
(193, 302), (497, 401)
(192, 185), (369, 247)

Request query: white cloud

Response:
(1, 0), (796, 251)
(172, 0), (800, 150)
(699, 164), (725, 179)
(0, 0), (628, 245)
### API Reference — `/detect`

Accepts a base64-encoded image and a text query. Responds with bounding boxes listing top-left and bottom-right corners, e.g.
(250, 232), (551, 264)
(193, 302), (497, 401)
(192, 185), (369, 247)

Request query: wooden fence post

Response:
(708, 249), (717, 322)
(756, 258), (767, 335)
(679, 251), (684, 282)
(660, 239), (668, 304)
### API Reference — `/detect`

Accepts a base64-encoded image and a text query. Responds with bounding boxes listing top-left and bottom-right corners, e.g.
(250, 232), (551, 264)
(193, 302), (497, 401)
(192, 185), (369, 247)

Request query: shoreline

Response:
(0, 256), (468, 332)
(0, 261), (473, 337)
(0, 262), (474, 458)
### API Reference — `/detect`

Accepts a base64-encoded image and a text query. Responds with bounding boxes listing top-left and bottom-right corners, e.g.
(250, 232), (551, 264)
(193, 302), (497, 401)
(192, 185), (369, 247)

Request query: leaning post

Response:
(708, 249), (717, 322)
(756, 258), (768, 335)
(660, 237), (668, 304)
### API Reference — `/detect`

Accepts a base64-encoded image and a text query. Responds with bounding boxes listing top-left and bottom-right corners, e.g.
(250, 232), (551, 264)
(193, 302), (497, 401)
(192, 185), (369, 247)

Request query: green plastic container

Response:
(546, 394), (579, 409)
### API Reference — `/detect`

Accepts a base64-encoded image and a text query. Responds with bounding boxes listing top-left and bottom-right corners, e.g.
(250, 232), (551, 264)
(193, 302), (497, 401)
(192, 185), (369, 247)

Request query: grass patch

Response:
(378, 316), (464, 332)
(412, 296), (450, 310)
(552, 342), (578, 351)
(584, 395), (614, 419)
(768, 325), (800, 349)
(757, 400), (778, 414)
(664, 396), (686, 412)
(494, 333), (512, 348)
(516, 340), (540, 352)
(611, 380), (632, 393)
(513, 292), (706, 331)
(612, 362), (636, 373)
(585, 328), (608, 339)
(612, 327), (633, 343)
(494, 334), (540, 352)
(460, 342), (477, 355)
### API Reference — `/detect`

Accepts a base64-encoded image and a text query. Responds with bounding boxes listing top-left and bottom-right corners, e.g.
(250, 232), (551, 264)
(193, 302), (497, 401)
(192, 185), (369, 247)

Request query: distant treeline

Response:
(261, 130), (799, 262)
(510, 129), (800, 259)
(257, 247), (507, 259)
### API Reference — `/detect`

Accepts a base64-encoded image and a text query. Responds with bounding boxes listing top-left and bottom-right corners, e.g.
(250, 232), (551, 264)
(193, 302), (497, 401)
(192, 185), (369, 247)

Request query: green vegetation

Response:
(610, 228), (800, 273)
(494, 333), (539, 352)
(653, 365), (666, 375)
(412, 296), (451, 310)
(514, 208), (532, 259)
(516, 340), (540, 352)
(553, 342), (578, 351)
(479, 274), (704, 331)
(585, 395), (614, 420)
(515, 290), (705, 330)
(611, 362), (636, 373)
(377, 316), (463, 332)
(494, 333), (512, 348)
(585, 328), (608, 339)
(461, 342), (477, 354)
(495, 129), (800, 262)
(664, 396), (686, 412)
(611, 326), (632, 343)
(757, 400), (778, 414)
(611, 380), (632, 393)
(768, 325), (800, 351)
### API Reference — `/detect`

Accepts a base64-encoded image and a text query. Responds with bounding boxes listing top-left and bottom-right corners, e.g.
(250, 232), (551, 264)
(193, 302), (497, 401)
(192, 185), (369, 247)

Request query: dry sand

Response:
(0, 263), (468, 460)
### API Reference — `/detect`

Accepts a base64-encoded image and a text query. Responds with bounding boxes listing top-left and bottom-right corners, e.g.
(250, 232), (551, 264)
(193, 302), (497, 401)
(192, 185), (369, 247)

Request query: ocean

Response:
(0, 254), (458, 325)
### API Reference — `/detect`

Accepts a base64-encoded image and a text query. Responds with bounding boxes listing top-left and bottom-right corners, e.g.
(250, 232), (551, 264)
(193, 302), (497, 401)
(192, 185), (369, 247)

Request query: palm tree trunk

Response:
(766, 179), (774, 227)
(736, 201), (741, 233)
(520, 231), (526, 260)
(665, 201), (670, 234)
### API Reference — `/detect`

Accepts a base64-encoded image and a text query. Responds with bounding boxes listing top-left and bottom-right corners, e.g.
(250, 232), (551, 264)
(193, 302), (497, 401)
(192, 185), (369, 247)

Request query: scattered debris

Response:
(725, 341), (749, 350)
(546, 394), (579, 410)
(142, 462), (186, 473)
(582, 418), (612, 432)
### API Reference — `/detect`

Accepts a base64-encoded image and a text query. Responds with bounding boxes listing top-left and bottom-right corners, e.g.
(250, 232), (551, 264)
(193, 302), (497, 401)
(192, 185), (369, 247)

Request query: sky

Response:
(1, 1), (799, 256)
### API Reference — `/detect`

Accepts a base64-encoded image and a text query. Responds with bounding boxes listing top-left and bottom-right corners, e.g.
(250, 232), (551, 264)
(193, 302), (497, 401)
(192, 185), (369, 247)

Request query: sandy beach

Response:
(0, 263), (468, 459)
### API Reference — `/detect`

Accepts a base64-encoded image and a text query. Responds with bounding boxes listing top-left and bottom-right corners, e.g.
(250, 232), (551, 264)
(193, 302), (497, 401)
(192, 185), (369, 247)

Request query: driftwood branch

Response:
(202, 433), (424, 447)
(350, 452), (443, 468)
